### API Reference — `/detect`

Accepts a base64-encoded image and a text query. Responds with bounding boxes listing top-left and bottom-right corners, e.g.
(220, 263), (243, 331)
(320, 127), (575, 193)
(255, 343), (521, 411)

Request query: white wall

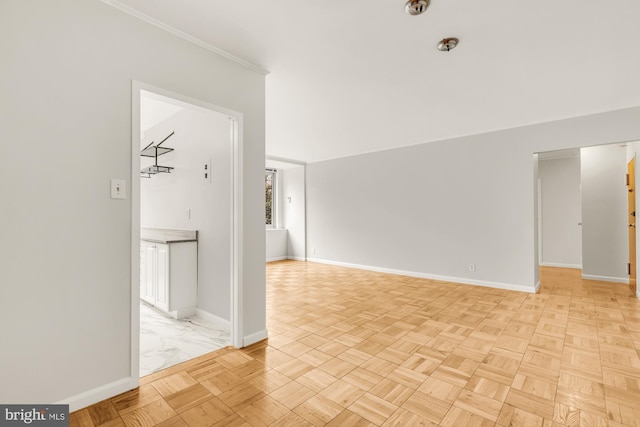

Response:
(0, 0), (265, 409)
(306, 107), (640, 293)
(140, 107), (232, 320)
(539, 156), (582, 268)
(581, 145), (629, 282)
(533, 155), (540, 288)
(264, 165), (306, 261)
(266, 229), (288, 261)
(283, 166), (306, 260)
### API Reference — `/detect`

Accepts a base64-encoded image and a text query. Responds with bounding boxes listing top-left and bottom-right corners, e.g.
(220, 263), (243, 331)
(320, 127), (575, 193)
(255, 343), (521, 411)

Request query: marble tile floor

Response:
(139, 302), (230, 377)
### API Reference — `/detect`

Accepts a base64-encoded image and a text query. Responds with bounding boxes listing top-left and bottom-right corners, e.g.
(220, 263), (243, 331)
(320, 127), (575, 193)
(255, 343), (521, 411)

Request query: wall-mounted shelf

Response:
(141, 131), (175, 178)
(141, 165), (174, 175)
(141, 145), (173, 157)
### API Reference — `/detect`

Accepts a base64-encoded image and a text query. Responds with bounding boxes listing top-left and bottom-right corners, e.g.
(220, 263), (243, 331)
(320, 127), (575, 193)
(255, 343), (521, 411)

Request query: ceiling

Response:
(109, 0), (640, 163)
(140, 94), (183, 138)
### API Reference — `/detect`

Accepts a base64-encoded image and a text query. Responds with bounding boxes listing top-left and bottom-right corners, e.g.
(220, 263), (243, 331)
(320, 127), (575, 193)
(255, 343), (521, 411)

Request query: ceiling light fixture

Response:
(405, 0), (430, 15)
(437, 37), (459, 51)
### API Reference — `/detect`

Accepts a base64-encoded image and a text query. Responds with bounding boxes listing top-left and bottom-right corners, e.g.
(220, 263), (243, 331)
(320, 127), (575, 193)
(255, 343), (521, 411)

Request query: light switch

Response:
(111, 179), (126, 199)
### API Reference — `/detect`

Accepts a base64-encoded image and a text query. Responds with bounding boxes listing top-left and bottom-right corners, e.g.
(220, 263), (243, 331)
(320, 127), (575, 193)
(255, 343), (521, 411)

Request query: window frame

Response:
(265, 168), (277, 229)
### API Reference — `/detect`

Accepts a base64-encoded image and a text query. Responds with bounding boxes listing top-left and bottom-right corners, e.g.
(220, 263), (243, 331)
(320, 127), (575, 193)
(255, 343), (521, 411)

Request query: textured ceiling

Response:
(109, 0), (640, 163)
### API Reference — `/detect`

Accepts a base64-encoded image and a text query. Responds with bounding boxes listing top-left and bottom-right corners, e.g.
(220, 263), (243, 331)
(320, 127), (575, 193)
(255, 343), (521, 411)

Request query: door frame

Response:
(628, 157), (637, 295)
(130, 81), (243, 382)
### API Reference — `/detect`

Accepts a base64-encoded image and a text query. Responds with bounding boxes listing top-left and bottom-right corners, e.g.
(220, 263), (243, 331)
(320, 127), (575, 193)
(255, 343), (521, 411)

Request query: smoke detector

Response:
(437, 38), (459, 51)
(405, 0), (430, 16)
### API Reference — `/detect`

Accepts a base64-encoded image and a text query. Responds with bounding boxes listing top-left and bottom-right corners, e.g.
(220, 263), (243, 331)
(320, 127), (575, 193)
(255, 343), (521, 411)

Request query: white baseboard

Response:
(534, 281), (541, 293)
(58, 377), (135, 412)
(266, 256), (306, 262)
(582, 274), (629, 284)
(540, 262), (582, 269)
(168, 307), (196, 319)
(243, 329), (268, 347)
(306, 258), (537, 293)
(266, 256), (289, 263)
(195, 308), (231, 330)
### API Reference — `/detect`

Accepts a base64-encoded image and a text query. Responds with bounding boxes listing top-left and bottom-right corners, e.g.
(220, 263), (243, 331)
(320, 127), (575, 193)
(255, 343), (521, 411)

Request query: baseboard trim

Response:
(244, 329), (268, 347)
(540, 262), (582, 269)
(534, 281), (541, 293)
(266, 256), (289, 263)
(266, 256), (306, 262)
(306, 258), (536, 293)
(582, 274), (629, 284)
(58, 377), (135, 412)
(195, 308), (231, 330)
(267, 256), (306, 262)
(168, 307), (196, 319)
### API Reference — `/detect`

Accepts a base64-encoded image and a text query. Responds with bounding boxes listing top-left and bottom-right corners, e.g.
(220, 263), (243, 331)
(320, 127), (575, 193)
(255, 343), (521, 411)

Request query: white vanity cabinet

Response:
(140, 236), (197, 319)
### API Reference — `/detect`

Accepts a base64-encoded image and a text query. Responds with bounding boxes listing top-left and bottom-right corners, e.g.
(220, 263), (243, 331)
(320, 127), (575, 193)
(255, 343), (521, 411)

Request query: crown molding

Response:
(101, 0), (269, 76)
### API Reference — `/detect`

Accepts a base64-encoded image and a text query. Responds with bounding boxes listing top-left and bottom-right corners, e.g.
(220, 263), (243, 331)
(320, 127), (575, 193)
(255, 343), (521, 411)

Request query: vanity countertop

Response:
(141, 227), (198, 243)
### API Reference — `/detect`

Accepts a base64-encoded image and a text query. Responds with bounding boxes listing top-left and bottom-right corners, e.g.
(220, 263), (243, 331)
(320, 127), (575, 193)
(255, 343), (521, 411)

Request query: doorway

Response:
(536, 143), (634, 287)
(130, 82), (243, 381)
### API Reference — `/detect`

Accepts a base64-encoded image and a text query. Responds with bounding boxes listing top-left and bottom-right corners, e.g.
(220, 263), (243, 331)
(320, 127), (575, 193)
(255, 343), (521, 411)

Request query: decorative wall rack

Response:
(141, 131), (175, 178)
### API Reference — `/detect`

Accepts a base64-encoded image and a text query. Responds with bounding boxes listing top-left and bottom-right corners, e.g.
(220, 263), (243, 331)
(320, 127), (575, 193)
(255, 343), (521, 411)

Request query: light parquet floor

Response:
(71, 262), (640, 426)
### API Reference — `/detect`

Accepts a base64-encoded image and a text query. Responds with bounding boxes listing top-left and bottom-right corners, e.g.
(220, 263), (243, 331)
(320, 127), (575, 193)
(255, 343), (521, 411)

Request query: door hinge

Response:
(627, 173), (630, 186)
(628, 262), (631, 275)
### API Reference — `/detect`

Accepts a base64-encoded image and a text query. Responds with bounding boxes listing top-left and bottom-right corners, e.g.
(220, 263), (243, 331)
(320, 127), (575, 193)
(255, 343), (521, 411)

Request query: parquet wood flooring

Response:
(70, 263), (640, 426)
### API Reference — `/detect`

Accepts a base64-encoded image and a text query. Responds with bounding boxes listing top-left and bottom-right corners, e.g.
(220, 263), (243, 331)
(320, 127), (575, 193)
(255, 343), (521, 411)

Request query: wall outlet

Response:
(469, 263), (476, 272)
(187, 208), (191, 220)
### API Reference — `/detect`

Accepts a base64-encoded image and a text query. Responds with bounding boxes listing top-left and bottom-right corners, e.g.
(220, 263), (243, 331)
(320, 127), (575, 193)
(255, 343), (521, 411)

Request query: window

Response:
(265, 169), (276, 228)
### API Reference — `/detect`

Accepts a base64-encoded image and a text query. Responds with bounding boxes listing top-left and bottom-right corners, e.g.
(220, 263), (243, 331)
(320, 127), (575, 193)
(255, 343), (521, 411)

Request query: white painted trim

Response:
(581, 274), (629, 284)
(130, 83), (142, 386)
(303, 165), (308, 261)
(231, 117), (243, 349)
(539, 262), (582, 269)
(306, 258), (537, 293)
(100, 0), (268, 76)
(266, 155), (307, 166)
(267, 256), (289, 263)
(58, 377), (134, 412)
(537, 152), (581, 161)
(534, 281), (541, 293)
(288, 256), (306, 261)
(195, 308), (231, 330)
(131, 82), (244, 398)
(537, 176), (542, 264)
(244, 330), (268, 346)
(167, 307), (196, 319)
